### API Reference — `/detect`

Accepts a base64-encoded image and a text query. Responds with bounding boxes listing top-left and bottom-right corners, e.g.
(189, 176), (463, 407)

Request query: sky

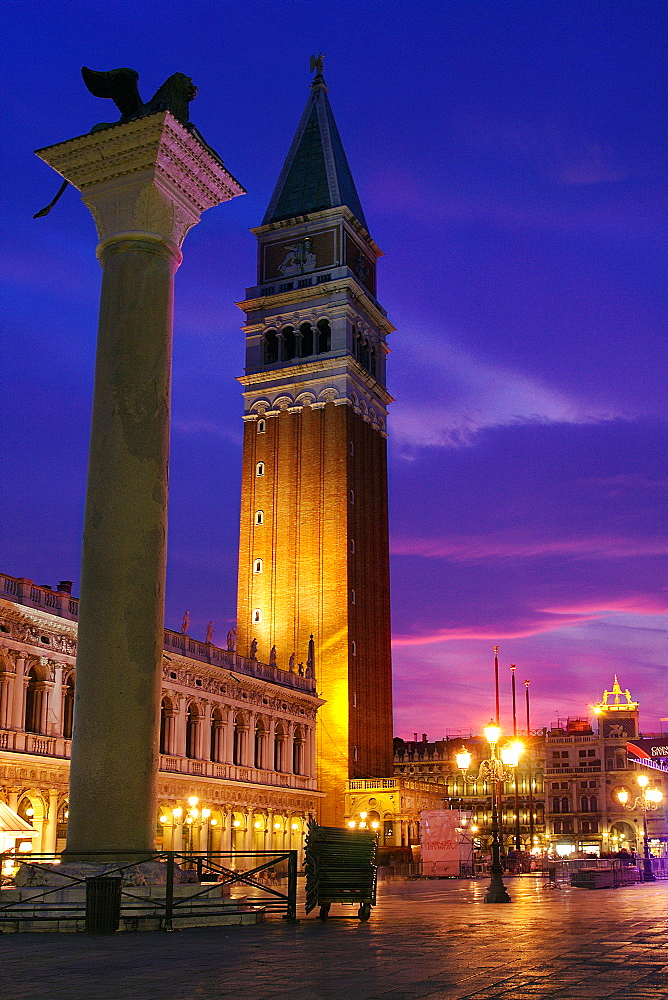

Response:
(2, 1), (665, 741)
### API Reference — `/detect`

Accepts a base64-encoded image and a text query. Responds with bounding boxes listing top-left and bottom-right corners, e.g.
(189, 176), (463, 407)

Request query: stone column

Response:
(225, 711), (235, 763)
(11, 656), (26, 730)
(200, 702), (212, 762)
(36, 111), (243, 859)
(49, 665), (64, 736)
(0, 671), (14, 729)
(42, 789), (59, 856)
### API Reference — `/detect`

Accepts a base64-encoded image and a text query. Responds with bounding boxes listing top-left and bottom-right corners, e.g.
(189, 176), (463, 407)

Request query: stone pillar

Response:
(42, 789), (59, 856)
(225, 712), (235, 764)
(36, 111), (244, 858)
(200, 702), (212, 762)
(11, 656), (26, 730)
(0, 671), (14, 729)
(49, 665), (64, 736)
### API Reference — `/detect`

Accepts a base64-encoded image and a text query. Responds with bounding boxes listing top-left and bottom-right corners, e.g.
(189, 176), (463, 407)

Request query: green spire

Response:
(263, 62), (368, 230)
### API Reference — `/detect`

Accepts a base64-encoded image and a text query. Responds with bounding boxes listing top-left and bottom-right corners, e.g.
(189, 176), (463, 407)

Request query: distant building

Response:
(394, 733), (547, 856)
(544, 678), (667, 857)
(0, 573), (321, 860)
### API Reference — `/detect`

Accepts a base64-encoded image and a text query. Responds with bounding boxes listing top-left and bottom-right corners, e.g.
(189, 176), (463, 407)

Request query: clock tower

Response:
(236, 64), (394, 824)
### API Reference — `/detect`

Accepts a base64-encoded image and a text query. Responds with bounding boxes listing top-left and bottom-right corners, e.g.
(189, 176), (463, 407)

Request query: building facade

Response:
(236, 66), (395, 824)
(394, 734), (547, 855)
(544, 679), (666, 857)
(0, 573), (322, 860)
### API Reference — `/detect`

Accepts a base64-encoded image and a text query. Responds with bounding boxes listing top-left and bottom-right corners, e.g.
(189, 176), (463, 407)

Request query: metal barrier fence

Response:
(0, 849), (298, 931)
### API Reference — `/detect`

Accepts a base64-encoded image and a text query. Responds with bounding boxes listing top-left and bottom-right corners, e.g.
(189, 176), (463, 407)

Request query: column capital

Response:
(36, 111), (245, 250)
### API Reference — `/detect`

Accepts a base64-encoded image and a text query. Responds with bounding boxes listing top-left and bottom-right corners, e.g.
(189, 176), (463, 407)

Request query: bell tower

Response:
(236, 62), (394, 824)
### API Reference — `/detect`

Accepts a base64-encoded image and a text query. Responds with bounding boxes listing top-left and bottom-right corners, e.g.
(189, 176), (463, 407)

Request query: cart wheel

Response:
(358, 902), (371, 921)
(319, 903), (331, 921)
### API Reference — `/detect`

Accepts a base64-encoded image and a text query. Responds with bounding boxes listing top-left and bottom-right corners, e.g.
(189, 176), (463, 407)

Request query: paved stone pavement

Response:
(3, 876), (668, 1000)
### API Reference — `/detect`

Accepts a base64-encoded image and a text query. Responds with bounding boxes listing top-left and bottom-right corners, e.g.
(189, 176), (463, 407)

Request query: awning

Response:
(0, 801), (38, 839)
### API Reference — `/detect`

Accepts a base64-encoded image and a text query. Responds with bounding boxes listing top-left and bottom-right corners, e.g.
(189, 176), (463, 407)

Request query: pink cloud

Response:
(391, 592), (667, 648)
(391, 613), (599, 647)
(391, 533), (668, 562)
(540, 594), (668, 616)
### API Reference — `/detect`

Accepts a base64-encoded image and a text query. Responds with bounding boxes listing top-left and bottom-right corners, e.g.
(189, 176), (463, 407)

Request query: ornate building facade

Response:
(543, 679), (666, 857)
(0, 573), (321, 859)
(235, 66), (394, 824)
(393, 734), (547, 855)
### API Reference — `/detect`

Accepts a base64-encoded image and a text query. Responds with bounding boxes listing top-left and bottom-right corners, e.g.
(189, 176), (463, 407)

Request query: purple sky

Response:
(3, 2), (665, 741)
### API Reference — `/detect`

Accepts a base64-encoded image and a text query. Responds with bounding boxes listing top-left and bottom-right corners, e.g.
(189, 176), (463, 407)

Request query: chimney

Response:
(57, 581), (73, 594)
(413, 732), (418, 743)
(422, 733), (427, 742)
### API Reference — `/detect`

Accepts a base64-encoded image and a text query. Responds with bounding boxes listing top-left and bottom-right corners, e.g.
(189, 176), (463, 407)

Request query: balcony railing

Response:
(0, 572), (316, 695)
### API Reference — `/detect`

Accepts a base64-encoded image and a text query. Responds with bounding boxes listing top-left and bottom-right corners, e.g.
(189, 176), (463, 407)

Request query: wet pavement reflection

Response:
(3, 875), (668, 999)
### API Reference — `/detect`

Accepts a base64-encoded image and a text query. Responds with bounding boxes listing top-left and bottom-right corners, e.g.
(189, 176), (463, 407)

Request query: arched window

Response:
(369, 347), (377, 377)
(349, 489), (355, 504)
(561, 796), (569, 813)
(256, 462), (265, 477)
(62, 675), (74, 739)
(590, 795), (598, 812)
(254, 559), (263, 574)
(360, 338), (370, 371)
(254, 719), (266, 769)
(282, 326), (296, 361)
(255, 510), (264, 525)
(349, 440), (354, 456)
(350, 538), (355, 554)
(253, 608), (262, 623)
(257, 418), (266, 434)
(351, 640), (357, 656)
(210, 707), (224, 763)
(159, 697), (169, 754)
(316, 318), (331, 354)
(580, 796), (589, 812)
(24, 668), (40, 734)
(351, 589), (356, 604)
(292, 725), (304, 775)
(274, 723), (286, 772)
(185, 704), (199, 759)
(353, 327), (362, 361)
(233, 714), (245, 766)
(299, 322), (314, 357)
(552, 797), (561, 813)
(264, 330), (278, 364)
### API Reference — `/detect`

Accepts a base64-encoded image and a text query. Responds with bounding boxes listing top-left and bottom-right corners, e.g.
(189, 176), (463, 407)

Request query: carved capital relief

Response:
(85, 180), (198, 250)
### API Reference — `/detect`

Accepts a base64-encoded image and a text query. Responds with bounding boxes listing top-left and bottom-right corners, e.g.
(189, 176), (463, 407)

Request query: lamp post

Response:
(617, 774), (663, 881)
(525, 680), (534, 850)
(510, 666), (521, 852)
(160, 796), (214, 856)
(457, 724), (522, 903)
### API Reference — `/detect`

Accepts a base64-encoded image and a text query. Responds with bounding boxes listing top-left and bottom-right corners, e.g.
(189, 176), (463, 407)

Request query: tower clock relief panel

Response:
(261, 226), (339, 282)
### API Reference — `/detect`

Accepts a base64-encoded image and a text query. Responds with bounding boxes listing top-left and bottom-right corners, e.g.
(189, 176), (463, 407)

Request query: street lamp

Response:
(458, 722), (521, 903)
(617, 774), (663, 881)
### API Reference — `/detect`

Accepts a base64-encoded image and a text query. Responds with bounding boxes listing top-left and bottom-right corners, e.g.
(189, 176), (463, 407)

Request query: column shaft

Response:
(65, 238), (179, 858)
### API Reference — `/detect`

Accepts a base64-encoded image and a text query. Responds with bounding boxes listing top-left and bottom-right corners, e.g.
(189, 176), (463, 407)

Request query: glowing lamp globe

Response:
(484, 721), (501, 746)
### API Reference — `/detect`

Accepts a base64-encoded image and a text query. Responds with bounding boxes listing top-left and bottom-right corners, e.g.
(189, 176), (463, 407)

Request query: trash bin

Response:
(85, 875), (123, 933)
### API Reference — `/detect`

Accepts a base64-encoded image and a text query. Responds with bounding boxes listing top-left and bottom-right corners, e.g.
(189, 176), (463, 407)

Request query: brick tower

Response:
(236, 62), (394, 825)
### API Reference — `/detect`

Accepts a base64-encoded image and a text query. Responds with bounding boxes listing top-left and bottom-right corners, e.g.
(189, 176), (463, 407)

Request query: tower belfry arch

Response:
(236, 62), (395, 824)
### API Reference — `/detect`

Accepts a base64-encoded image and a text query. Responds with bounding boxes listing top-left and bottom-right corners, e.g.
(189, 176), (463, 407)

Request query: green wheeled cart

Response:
(304, 819), (378, 921)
